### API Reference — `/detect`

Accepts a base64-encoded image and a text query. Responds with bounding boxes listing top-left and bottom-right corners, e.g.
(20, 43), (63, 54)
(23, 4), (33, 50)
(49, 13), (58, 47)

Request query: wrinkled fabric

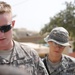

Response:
(43, 54), (75, 75)
(0, 41), (48, 75)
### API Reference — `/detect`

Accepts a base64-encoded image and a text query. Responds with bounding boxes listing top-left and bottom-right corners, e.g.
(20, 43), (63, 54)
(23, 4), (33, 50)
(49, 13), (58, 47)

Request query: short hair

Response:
(0, 1), (12, 14)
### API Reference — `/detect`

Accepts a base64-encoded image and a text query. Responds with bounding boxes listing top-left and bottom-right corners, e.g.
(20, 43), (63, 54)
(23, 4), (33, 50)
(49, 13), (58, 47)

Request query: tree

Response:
(40, 2), (75, 51)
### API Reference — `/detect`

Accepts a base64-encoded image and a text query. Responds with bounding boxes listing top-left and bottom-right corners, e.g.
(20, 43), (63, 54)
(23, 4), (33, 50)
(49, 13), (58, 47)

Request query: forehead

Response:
(48, 41), (52, 44)
(0, 13), (12, 26)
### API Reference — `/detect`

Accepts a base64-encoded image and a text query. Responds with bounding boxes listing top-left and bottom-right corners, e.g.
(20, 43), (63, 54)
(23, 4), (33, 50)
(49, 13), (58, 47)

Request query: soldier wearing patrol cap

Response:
(43, 27), (75, 75)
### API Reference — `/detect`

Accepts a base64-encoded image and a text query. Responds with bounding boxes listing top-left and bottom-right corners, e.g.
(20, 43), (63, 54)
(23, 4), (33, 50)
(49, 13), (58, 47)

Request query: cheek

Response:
(49, 47), (55, 53)
(60, 49), (64, 53)
(5, 30), (12, 38)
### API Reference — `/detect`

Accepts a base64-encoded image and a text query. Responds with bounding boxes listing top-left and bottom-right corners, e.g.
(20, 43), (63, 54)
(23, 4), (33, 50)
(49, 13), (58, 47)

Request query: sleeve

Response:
(19, 43), (49, 75)
(31, 48), (49, 75)
(37, 58), (49, 75)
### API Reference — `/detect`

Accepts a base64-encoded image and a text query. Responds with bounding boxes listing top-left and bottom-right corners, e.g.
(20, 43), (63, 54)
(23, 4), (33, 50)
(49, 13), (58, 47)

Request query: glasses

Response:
(53, 42), (65, 48)
(0, 24), (12, 33)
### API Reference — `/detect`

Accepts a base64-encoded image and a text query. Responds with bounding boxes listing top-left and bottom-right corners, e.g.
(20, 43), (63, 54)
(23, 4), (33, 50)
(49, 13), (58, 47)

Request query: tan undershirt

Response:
(0, 49), (12, 60)
(47, 57), (61, 73)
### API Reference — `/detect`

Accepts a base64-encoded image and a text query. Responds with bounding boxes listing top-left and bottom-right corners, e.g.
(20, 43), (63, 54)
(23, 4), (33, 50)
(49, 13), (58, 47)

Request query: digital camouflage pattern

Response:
(0, 41), (48, 75)
(43, 55), (75, 75)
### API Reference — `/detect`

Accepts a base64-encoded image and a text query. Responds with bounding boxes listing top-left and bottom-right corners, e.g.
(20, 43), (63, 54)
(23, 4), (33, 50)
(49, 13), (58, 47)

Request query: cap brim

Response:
(44, 38), (70, 46)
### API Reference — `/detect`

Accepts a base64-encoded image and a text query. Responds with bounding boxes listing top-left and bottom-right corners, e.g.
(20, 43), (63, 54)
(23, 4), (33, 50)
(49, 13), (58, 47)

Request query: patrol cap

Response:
(44, 27), (70, 46)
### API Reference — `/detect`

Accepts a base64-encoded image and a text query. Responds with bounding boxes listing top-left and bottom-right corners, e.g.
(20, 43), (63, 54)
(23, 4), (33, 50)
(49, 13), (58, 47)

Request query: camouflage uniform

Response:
(43, 54), (75, 75)
(0, 41), (48, 75)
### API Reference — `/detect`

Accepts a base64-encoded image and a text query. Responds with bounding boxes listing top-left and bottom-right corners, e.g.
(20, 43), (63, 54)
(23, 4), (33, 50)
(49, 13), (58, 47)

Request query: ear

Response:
(11, 20), (15, 27)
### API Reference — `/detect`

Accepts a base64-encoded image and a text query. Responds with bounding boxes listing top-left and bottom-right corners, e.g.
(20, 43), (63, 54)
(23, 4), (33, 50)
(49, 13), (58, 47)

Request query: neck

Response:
(0, 41), (14, 50)
(48, 53), (62, 63)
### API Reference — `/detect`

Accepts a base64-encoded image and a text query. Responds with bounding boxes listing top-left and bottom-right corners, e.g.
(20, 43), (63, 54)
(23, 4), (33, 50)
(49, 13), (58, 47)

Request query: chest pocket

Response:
(12, 54), (36, 75)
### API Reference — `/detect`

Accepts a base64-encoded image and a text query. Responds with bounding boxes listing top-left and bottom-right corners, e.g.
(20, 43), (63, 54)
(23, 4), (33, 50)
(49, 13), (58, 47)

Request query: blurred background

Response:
(4, 0), (75, 58)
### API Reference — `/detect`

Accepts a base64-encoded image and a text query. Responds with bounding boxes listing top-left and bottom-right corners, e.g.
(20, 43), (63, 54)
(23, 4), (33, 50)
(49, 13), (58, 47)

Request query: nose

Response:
(0, 31), (4, 37)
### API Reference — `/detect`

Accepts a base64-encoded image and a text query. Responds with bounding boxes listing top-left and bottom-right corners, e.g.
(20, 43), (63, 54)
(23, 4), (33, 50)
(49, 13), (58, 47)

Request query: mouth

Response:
(54, 51), (60, 53)
(0, 38), (5, 41)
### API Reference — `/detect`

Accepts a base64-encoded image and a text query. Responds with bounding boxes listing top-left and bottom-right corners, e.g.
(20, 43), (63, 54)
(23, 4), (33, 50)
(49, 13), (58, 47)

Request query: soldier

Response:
(0, 1), (48, 75)
(43, 27), (75, 75)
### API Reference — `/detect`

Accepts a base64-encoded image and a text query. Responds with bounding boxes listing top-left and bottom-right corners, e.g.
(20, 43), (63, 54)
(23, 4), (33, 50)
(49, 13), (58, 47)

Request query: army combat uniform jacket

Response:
(0, 41), (48, 75)
(43, 54), (75, 75)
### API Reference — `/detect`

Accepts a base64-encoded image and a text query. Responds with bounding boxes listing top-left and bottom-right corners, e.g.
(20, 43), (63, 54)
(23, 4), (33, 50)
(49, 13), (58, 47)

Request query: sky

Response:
(3, 0), (74, 32)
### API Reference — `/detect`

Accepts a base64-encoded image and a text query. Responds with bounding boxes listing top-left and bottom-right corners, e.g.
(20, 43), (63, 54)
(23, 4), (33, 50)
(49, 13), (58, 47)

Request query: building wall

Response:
(14, 36), (44, 43)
